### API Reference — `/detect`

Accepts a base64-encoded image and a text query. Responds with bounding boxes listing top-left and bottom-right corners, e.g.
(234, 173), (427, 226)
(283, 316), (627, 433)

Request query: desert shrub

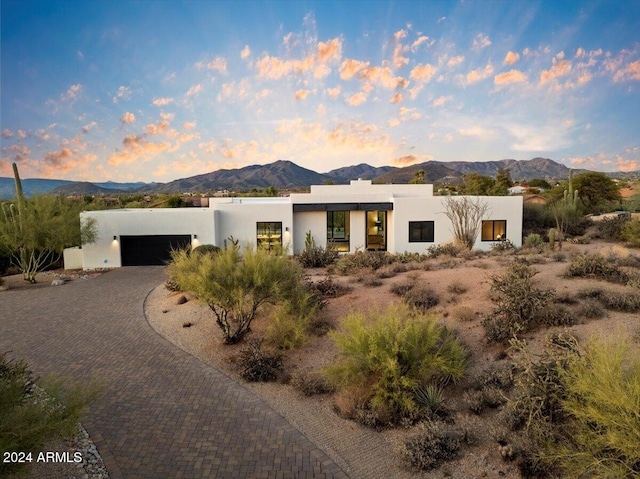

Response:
(308, 276), (352, 298)
(401, 420), (475, 471)
(577, 299), (605, 319)
(576, 287), (605, 299)
(482, 261), (555, 343)
(192, 244), (221, 256)
(553, 291), (577, 304)
(390, 251), (427, 264)
(360, 274), (383, 287)
(290, 368), (335, 396)
(447, 281), (467, 294)
(490, 239), (517, 254)
(412, 383), (445, 414)
(597, 290), (640, 313)
(0, 353), (96, 476)
(375, 265), (398, 279)
(169, 246), (306, 344)
(238, 338), (283, 382)
(590, 216), (630, 241)
(325, 304), (468, 427)
(403, 284), (439, 312)
(523, 233), (543, 248)
(564, 252), (629, 284)
(266, 283), (320, 349)
(628, 276), (640, 290)
(454, 306), (476, 322)
(538, 303), (576, 327)
(426, 243), (461, 258)
(522, 203), (554, 237)
(621, 218), (640, 247)
(335, 251), (389, 274)
(464, 386), (506, 415)
(390, 279), (416, 297)
(297, 232), (339, 268)
(550, 251), (566, 262)
(512, 336), (640, 477)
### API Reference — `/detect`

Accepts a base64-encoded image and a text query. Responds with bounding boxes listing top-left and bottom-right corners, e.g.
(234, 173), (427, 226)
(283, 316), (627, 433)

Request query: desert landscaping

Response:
(147, 237), (640, 479)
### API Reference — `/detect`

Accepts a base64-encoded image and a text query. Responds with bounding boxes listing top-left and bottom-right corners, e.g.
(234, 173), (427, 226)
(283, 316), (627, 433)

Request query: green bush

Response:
(621, 218), (640, 247)
(545, 337), (640, 477)
(482, 261), (555, 343)
(0, 353), (96, 476)
(564, 252), (629, 284)
(426, 243), (461, 258)
(169, 246), (306, 344)
(523, 233), (543, 248)
(590, 216), (630, 241)
(335, 251), (389, 274)
(192, 244), (221, 256)
(238, 339), (283, 382)
(325, 304), (468, 427)
(297, 233), (339, 267)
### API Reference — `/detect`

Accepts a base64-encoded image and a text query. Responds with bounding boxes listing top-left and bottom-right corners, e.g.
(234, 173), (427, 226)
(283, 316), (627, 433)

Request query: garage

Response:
(120, 235), (191, 266)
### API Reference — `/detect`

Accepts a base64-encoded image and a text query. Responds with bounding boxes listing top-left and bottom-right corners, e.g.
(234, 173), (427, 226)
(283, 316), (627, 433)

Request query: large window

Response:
(409, 221), (435, 242)
(481, 220), (507, 241)
(256, 222), (282, 251)
(327, 211), (350, 251)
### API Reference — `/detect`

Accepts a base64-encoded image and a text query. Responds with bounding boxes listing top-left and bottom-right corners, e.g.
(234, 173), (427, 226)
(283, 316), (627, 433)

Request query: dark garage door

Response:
(120, 235), (191, 266)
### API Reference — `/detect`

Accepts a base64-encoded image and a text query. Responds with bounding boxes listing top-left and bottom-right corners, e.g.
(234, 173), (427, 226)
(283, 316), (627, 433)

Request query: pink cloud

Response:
(494, 69), (527, 85)
(317, 37), (342, 63)
(411, 36), (431, 51)
(539, 59), (572, 85)
(146, 120), (169, 135)
(359, 66), (407, 89)
(326, 86), (341, 98)
(63, 84), (83, 101)
(503, 51), (520, 66)
(447, 56), (464, 68)
(295, 89), (310, 100)
(617, 156), (639, 172)
(472, 33), (491, 51)
(613, 59), (640, 82)
(112, 85), (132, 103)
(82, 121), (97, 133)
(2, 129), (12, 138)
(121, 112), (136, 124)
(183, 121), (196, 130)
(186, 84), (202, 96)
(108, 135), (171, 165)
(409, 63), (437, 83)
(392, 155), (421, 166)
(340, 58), (370, 80)
(241, 45), (251, 59)
(206, 57), (227, 73)
(346, 91), (367, 106)
(255, 37), (342, 80)
(152, 97), (173, 106)
(390, 92), (403, 104)
(466, 63), (494, 84)
(431, 95), (451, 107)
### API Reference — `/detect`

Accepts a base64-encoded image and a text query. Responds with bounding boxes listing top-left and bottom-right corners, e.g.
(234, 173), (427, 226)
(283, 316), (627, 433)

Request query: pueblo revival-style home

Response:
(71, 180), (523, 269)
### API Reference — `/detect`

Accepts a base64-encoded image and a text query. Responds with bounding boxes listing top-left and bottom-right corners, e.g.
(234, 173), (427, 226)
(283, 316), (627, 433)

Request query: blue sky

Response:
(1, 0), (639, 182)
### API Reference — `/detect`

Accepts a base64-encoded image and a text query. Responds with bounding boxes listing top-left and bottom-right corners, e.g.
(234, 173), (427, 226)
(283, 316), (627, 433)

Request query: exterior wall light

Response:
(194, 234), (198, 239)
(113, 235), (117, 241)
(285, 227), (289, 232)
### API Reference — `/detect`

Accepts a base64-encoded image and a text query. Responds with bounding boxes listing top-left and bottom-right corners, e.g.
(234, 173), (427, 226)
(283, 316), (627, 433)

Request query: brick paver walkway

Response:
(0, 267), (350, 479)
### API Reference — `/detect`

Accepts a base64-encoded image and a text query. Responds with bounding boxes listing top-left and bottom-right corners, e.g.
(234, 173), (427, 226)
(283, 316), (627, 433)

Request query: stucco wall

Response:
(213, 202), (293, 253)
(391, 196), (523, 253)
(80, 208), (215, 269)
(292, 211), (325, 254)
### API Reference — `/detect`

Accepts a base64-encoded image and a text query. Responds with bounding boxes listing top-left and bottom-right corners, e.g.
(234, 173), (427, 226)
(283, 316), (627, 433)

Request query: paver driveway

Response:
(0, 267), (350, 479)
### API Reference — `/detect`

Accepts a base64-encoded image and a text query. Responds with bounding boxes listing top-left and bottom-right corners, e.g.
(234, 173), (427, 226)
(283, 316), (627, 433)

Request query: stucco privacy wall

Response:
(391, 195), (524, 253)
(80, 208), (215, 269)
(209, 198), (293, 252)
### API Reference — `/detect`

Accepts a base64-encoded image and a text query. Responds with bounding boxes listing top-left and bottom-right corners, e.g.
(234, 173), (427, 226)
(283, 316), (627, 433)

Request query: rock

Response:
(51, 279), (66, 286)
(176, 295), (188, 305)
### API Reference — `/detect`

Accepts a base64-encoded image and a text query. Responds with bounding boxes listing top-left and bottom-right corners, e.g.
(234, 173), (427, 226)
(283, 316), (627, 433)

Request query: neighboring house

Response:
(508, 185), (537, 195)
(78, 179), (523, 269)
(522, 194), (548, 205)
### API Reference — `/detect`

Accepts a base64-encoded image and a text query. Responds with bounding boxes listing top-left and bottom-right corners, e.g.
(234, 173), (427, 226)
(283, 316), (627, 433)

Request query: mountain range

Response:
(0, 158), (637, 199)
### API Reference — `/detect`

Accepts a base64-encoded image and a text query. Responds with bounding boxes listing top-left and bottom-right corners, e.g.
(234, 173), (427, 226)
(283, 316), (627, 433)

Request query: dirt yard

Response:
(145, 240), (640, 479)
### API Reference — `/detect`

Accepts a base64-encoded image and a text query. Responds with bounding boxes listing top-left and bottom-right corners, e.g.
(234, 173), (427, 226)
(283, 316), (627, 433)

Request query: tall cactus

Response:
(552, 168), (580, 251)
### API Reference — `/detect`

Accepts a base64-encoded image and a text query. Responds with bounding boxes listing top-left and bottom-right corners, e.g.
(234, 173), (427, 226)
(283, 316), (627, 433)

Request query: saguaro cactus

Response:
(551, 169), (580, 251)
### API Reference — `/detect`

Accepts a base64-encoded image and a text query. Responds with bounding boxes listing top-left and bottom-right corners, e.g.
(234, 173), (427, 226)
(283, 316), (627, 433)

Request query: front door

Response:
(366, 211), (386, 251)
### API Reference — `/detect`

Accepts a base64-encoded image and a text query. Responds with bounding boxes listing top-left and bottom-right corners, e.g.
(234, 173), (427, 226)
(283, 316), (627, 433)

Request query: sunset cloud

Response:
(431, 95), (451, 107)
(121, 112), (136, 124)
(63, 84), (83, 101)
(539, 56), (572, 85)
(390, 92), (403, 104)
(447, 56), (464, 68)
(2, 129), (12, 138)
(108, 135), (171, 165)
(152, 97), (174, 106)
(409, 63), (437, 83)
(613, 59), (640, 82)
(186, 84), (202, 96)
(326, 86), (341, 98)
(346, 91), (367, 106)
(204, 56), (227, 73)
(295, 89), (310, 100)
(472, 33), (491, 51)
(411, 36), (431, 51)
(494, 69), (527, 85)
(359, 66), (408, 89)
(240, 45), (251, 59)
(503, 51), (520, 65)
(466, 63), (494, 84)
(82, 121), (97, 133)
(183, 121), (196, 130)
(112, 85), (132, 103)
(392, 154), (424, 166)
(340, 58), (370, 80)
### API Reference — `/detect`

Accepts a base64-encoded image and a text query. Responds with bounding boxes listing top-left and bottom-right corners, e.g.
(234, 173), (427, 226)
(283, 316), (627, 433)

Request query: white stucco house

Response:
(77, 180), (523, 269)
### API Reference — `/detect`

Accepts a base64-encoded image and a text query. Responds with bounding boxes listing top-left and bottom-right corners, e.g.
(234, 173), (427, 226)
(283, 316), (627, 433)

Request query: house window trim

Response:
(327, 211), (350, 251)
(408, 221), (435, 243)
(481, 220), (507, 242)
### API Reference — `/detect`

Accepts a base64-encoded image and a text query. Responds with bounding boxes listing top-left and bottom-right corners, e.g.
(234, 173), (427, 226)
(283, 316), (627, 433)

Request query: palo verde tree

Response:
(0, 163), (97, 283)
(168, 244), (308, 344)
(442, 195), (490, 249)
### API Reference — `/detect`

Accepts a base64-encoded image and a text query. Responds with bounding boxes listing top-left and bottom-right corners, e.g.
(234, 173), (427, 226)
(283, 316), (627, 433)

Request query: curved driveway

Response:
(0, 267), (350, 479)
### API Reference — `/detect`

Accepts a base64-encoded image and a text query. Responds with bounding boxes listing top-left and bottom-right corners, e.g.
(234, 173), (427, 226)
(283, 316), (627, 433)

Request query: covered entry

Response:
(120, 235), (191, 266)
